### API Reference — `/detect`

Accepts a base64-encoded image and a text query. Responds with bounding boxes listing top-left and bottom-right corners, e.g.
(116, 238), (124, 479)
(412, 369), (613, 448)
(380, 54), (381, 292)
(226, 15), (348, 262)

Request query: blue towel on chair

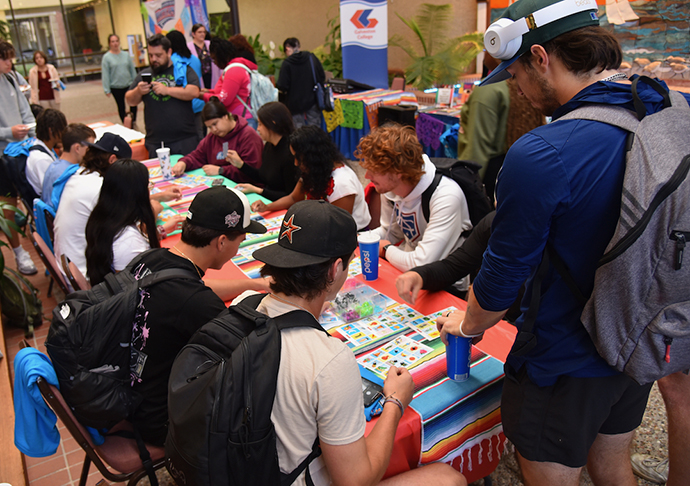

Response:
(13, 347), (61, 457)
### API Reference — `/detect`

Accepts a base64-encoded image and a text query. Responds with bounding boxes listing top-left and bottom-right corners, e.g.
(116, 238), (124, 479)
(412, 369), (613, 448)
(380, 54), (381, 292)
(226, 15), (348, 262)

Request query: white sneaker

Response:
(15, 249), (38, 275)
(631, 453), (669, 484)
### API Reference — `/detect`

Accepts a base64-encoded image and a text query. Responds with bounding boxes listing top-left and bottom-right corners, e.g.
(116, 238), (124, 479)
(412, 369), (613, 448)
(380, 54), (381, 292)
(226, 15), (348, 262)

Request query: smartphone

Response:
(24, 122), (37, 129)
(212, 178), (224, 186)
(141, 72), (152, 84)
(362, 377), (384, 407)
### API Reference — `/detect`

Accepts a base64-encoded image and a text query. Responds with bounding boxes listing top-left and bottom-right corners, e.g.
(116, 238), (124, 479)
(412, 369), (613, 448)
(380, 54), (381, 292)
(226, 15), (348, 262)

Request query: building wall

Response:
(111, 0), (146, 47)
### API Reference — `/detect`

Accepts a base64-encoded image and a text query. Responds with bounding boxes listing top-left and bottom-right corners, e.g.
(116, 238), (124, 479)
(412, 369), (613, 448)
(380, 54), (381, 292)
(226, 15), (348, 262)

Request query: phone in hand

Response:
(141, 72), (152, 84)
(362, 377), (384, 407)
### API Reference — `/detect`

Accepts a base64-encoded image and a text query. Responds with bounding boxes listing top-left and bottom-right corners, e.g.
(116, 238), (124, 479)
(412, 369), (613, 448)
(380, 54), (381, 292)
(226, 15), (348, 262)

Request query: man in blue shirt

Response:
(436, 0), (690, 484)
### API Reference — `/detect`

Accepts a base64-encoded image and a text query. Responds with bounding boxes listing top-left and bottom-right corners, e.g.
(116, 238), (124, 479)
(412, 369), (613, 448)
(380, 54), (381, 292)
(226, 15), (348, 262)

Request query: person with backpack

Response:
(167, 30), (206, 140)
(356, 123), (472, 295)
(222, 200), (465, 486)
(0, 40), (38, 275)
(25, 108), (66, 198)
(434, 0), (690, 484)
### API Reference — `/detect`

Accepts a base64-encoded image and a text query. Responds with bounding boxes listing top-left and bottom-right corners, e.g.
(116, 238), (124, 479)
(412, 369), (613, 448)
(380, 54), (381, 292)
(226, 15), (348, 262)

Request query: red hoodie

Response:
(203, 57), (256, 120)
(181, 114), (263, 184)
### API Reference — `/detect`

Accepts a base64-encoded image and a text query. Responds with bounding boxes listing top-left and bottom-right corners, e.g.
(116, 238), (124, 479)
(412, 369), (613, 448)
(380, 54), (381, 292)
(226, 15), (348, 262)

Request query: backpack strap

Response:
(29, 144), (56, 160)
(421, 171), (442, 223)
(281, 438), (322, 486)
(232, 293), (328, 335)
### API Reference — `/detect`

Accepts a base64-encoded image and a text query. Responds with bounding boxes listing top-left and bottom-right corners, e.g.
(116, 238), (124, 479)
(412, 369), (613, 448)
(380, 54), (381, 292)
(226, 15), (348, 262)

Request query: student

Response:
(251, 126), (371, 230)
(172, 97), (262, 183)
(234, 200), (465, 486)
(26, 108), (67, 197)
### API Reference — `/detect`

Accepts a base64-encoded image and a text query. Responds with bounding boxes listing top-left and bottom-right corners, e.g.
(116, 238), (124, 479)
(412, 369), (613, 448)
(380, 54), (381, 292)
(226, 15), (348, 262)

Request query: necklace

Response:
(600, 72), (627, 83)
(171, 246), (203, 279)
(269, 293), (318, 321)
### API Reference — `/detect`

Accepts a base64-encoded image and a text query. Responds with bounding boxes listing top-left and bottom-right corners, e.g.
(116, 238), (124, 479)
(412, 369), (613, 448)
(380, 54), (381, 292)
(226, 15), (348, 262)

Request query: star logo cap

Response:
(187, 186), (266, 234)
(253, 200), (357, 268)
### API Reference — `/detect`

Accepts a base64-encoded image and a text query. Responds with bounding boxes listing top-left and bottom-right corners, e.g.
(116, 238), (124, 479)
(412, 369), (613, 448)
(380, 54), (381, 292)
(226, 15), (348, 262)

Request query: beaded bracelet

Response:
(383, 395), (404, 417)
(458, 319), (484, 339)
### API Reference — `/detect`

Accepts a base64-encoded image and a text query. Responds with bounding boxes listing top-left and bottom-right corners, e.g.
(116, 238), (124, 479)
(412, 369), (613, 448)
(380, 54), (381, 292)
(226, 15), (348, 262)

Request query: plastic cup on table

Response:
(357, 231), (380, 281)
(446, 334), (471, 382)
(156, 146), (173, 180)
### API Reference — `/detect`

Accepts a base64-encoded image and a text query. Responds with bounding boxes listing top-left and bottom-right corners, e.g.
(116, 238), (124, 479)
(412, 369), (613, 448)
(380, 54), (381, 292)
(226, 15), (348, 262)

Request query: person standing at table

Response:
(125, 34), (200, 158)
(435, 0), (690, 484)
(232, 101), (300, 201)
(276, 37), (325, 129)
(101, 34), (138, 124)
(187, 23), (220, 90)
(0, 39), (38, 275)
(172, 97), (262, 183)
(356, 123), (472, 295)
(29, 50), (61, 110)
(231, 200), (465, 486)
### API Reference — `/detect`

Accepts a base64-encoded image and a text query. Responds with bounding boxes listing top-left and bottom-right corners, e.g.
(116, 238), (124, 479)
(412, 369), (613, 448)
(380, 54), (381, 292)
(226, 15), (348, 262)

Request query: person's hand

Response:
(382, 366), (414, 411)
(379, 239), (391, 258)
(137, 81), (151, 95)
(395, 271), (424, 305)
(11, 124), (30, 141)
(162, 215), (185, 234)
(154, 187), (183, 202)
(151, 81), (168, 96)
(254, 276), (273, 292)
(202, 164), (222, 176)
(436, 309), (483, 346)
(226, 150), (244, 168)
(235, 183), (261, 195)
(172, 160), (186, 176)
(105, 92), (111, 98)
(251, 200), (268, 213)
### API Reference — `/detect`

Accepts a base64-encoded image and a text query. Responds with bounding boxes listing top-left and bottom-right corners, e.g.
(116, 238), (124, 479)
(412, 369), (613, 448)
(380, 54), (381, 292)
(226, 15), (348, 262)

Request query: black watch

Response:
(382, 244), (392, 258)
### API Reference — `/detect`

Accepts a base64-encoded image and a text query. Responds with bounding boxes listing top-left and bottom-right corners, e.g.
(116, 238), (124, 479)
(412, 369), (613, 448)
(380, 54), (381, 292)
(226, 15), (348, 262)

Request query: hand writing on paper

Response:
(395, 271), (424, 305)
(172, 161), (186, 176)
(383, 366), (414, 411)
(226, 150), (244, 168)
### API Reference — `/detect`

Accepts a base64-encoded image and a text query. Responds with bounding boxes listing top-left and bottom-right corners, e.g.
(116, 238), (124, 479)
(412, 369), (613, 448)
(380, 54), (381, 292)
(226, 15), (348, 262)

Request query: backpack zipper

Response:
(600, 154), (690, 266)
(663, 336), (673, 363)
(240, 338), (252, 459)
(670, 231), (688, 270)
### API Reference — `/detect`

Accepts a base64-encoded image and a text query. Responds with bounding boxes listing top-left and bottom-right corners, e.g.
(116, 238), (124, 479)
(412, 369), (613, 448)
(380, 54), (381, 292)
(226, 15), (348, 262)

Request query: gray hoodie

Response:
(0, 73), (35, 153)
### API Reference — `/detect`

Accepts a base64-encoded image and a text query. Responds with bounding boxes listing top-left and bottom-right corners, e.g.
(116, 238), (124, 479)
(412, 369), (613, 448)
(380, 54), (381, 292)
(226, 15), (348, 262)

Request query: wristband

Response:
(458, 319), (484, 339)
(157, 224), (167, 240)
(383, 395), (404, 417)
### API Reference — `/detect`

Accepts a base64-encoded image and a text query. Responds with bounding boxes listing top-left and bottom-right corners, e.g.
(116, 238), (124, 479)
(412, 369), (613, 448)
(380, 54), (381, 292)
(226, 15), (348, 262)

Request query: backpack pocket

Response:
(226, 425), (281, 486)
(622, 301), (690, 384)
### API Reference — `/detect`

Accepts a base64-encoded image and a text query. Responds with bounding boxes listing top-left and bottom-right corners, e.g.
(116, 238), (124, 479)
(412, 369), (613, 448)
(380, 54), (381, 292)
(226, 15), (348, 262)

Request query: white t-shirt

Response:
(53, 169), (103, 277)
(112, 225), (151, 272)
(329, 164), (371, 231)
(234, 292), (366, 486)
(26, 140), (56, 196)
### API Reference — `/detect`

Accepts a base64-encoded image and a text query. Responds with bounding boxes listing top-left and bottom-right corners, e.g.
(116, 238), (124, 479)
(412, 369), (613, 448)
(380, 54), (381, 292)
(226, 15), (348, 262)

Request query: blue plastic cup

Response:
(446, 334), (471, 382)
(358, 232), (380, 281)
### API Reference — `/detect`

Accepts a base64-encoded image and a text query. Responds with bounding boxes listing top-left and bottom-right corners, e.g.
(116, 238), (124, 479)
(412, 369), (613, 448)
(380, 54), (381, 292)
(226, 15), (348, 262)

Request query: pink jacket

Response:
(186, 40), (221, 89)
(181, 115), (263, 184)
(203, 57), (256, 120)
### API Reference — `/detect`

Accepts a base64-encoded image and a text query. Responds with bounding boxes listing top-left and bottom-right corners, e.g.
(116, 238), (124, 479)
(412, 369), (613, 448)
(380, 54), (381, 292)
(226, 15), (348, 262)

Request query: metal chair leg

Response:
(78, 453), (92, 486)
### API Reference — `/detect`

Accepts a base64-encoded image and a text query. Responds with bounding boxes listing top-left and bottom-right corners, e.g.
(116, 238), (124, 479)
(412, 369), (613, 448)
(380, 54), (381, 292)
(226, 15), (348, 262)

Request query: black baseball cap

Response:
(86, 132), (132, 158)
(187, 186), (266, 234)
(253, 200), (357, 268)
(481, 0), (600, 86)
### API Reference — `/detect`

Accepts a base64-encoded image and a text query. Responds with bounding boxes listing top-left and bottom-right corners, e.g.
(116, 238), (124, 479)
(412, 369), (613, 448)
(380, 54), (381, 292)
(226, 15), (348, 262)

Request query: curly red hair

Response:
(355, 124), (425, 185)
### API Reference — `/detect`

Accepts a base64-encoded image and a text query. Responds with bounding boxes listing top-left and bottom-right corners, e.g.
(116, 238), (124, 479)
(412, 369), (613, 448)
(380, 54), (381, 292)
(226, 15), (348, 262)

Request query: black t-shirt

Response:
(239, 135), (299, 201)
(129, 248), (226, 445)
(130, 63), (199, 145)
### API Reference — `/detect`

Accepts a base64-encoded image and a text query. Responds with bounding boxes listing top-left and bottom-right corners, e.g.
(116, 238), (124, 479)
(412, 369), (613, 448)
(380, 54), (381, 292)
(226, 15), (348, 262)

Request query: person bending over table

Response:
(251, 126), (371, 230)
(231, 102), (300, 201)
(171, 96), (262, 184)
(85, 158), (184, 285)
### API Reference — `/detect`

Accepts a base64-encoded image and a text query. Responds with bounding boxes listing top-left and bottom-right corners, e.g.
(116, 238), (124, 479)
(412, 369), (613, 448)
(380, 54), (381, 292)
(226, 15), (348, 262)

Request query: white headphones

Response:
(484, 0), (599, 60)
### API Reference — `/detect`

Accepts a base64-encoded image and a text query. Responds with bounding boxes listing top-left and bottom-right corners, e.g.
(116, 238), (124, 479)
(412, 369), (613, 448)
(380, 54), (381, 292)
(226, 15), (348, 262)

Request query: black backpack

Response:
(1, 144), (52, 204)
(45, 252), (199, 430)
(165, 293), (324, 486)
(422, 158), (493, 234)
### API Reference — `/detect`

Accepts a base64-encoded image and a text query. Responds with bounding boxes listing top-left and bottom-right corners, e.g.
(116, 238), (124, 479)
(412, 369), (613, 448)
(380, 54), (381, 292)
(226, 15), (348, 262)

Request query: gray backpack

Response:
(556, 76), (690, 384)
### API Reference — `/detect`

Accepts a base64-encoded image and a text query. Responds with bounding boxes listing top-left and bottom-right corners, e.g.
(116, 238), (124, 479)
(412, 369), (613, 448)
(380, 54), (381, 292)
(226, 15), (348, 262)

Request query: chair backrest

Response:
(391, 77), (405, 91)
(60, 253), (90, 291)
(29, 231), (71, 295)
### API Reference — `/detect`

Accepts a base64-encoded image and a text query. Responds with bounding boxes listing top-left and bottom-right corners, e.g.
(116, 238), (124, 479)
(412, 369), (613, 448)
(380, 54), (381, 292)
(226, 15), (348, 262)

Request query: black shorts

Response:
(501, 365), (652, 468)
(0, 159), (17, 198)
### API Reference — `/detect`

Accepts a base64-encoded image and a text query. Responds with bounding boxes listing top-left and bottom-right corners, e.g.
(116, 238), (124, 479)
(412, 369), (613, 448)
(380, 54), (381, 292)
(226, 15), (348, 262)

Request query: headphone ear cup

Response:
(484, 18), (522, 60)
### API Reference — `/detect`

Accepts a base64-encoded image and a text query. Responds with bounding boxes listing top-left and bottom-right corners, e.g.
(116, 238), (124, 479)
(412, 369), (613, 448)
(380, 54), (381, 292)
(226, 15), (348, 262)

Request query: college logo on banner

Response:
(340, 0), (387, 49)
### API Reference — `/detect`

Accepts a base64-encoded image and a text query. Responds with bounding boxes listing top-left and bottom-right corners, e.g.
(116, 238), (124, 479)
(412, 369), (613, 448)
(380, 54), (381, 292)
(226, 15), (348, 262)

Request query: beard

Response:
(151, 60), (168, 75)
(524, 63), (561, 117)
